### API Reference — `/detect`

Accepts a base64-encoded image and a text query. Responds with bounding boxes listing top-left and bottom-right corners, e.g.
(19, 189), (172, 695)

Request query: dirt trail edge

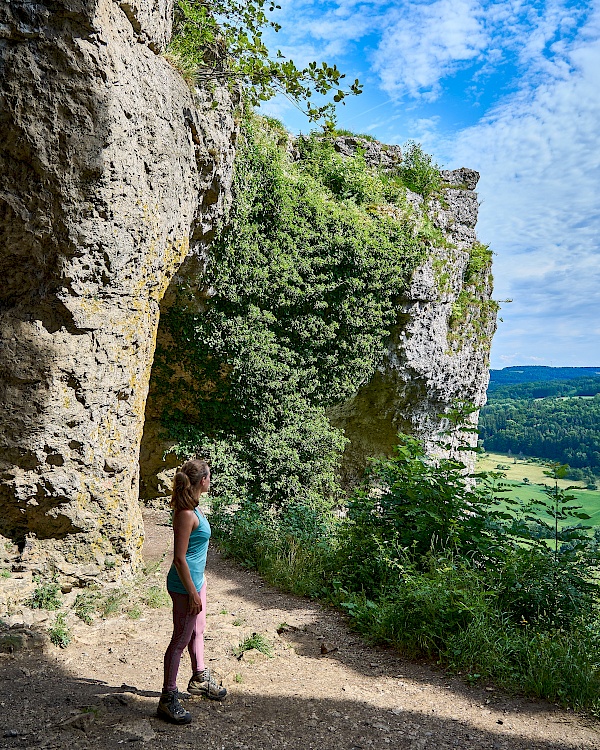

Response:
(1, 509), (599, 750)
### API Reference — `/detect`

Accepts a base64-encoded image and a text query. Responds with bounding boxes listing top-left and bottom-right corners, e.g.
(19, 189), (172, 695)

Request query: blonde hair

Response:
(171, 459), (210, 512)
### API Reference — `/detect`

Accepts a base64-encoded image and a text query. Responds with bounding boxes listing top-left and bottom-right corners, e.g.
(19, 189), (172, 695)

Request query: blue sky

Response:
(260, 0), (600, 369)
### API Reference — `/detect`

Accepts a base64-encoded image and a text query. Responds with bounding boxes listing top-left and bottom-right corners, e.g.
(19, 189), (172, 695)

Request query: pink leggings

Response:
(163, 582), (207, 691)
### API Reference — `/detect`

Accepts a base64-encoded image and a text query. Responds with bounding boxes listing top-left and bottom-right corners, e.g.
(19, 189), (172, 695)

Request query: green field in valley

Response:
(477, 451), (600, 528)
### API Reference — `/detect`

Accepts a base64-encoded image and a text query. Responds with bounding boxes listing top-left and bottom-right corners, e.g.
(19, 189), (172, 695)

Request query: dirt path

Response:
(1, 509), (600, 750)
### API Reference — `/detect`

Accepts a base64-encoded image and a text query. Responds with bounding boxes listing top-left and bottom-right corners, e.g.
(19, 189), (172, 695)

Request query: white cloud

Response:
(369, 0), (591, 101)
(435, 4), (600, 366)
(372, 0), (489, 99)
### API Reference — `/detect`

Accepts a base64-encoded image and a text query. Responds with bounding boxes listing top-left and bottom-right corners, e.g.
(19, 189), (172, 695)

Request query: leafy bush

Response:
(48, 613), (72, 649)
(28, 578), (62, 611)
(336, 435), (511, 598)
(339, 560), (495, 656)
(464, 242), (493, 282)
(398, 141), (442, 198)
(296, 135), (384, 204)
(157, 116), (425, 511)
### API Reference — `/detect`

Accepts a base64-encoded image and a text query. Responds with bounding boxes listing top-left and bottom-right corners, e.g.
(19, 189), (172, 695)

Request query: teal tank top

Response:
(167, 508), (211, 595)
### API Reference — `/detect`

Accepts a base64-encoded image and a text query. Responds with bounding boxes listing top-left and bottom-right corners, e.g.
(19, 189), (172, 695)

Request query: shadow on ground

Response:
(0, 648), (591, 750)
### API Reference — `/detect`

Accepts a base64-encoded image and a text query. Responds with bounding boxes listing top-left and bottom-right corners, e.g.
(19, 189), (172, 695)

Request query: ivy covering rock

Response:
(150, 116), (443, 508)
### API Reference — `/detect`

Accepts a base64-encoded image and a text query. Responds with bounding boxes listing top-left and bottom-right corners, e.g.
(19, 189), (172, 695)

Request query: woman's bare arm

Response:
(172, 509), (202, 614)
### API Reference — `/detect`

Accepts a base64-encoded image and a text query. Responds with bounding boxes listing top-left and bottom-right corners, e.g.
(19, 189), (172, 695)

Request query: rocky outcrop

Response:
(332, 135), (403, 170)
(0, 0), (238, 580)
(0, 0), (495, 579)
(139, 134), (496, 503)
(330, 165), (496, 482)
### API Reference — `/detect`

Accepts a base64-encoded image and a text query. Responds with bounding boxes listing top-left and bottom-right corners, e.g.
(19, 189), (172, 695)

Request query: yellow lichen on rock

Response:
(0, 0), (238, 583)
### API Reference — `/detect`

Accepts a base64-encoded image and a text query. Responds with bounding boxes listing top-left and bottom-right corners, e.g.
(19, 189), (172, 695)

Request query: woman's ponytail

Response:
(171, 459), (209, 511)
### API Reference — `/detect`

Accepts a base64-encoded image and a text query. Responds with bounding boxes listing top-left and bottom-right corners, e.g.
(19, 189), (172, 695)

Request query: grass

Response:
(74, 568), (172, 621)
(478, 451), (589, 489)
(127, 605), (142, 620)
(142, 586), (170, 609)
(478, 451), (600, 527)
(235, 633), (273, 658)
(162, 49), (198, 86)
(0, 569), (11, 578)
(48, 613), (72, 648)
(142, 559), (163, 577)
(333, 128), (377, 142)
(99, 590), (128, 619)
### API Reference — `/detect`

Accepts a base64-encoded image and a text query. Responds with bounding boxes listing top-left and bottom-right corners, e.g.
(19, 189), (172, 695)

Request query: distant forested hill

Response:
(488, 366), (600, 390)
(487, 376), (600, 401)
(480, 374), (600, 475)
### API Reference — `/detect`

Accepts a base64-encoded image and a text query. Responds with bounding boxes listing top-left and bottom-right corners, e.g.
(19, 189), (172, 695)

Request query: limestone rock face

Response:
(331, 135), (403, 170)
(0, 0), (238, 579)
(330, 168), (497, 482)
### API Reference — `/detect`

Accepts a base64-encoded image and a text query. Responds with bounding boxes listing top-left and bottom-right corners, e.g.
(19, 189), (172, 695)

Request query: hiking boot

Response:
(157, 689), (192, 724)
(187, 668), (227, 701)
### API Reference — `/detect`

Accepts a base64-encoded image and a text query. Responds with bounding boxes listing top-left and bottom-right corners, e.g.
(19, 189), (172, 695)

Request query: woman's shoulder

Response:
(173, 507), (199, 527)
(173, 507), (197, 517)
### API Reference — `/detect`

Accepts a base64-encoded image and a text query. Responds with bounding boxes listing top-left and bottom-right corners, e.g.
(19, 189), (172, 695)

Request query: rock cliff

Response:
(329, 156), (496, 482)
(0, 0), (238, 581)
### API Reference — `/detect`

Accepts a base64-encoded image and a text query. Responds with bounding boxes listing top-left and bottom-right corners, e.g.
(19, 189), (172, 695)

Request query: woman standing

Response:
(158, 459), (227, 725)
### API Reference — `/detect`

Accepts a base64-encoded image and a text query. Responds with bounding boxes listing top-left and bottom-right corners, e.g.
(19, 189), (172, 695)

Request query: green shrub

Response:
(159, 116), (425, 512)
(28, 578), (62, 611)
(98, 590), (128, 619)
(398, 140), (442, 198)
(336, 434), (510, 598)
(297, 135), (384, 204)
(464, 242), (493, 282)
(74, 592), (96, 625)
(332, 128), (376, 141)
(48, 613), (71, 649)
